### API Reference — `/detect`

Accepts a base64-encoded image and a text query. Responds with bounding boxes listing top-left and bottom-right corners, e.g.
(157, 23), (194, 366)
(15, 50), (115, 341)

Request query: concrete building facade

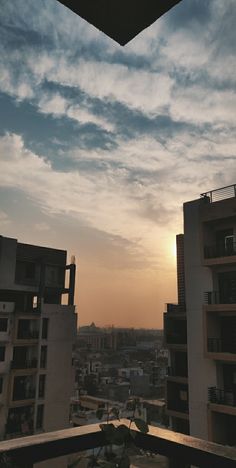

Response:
(165, 184), (236, 445)
(164, 234), (189, 435)
(0, 235), (77, 442)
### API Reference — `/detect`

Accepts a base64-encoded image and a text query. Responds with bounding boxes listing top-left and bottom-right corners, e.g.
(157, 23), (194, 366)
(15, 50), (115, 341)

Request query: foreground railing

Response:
(0, 419), (236, 468)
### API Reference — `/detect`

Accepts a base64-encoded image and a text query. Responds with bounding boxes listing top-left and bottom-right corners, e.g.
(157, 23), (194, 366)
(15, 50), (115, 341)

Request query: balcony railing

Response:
(208, 387), (236, 407)
(166, 303), (186, 314)
(168, 366), (188, 378)
(17, 330), (39, 340)
(165, 334), (187, 345)
(204, 242), (236, 259)
(167, 400), (189, 414)
(12, 388), (36, 402)
(207, 338), (236, 354)
(1, 420), (236, 468)
(204, 291), (236, 305)
(11, 359), (38, 370)
(201, 184), (236, 203)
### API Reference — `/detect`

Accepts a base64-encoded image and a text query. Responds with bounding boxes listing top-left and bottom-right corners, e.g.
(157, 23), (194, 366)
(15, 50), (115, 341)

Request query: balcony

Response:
(12, 375), (36, 402)
(204, 291), (236, 313)
(166, 303), (186, 314)
(11, 358), (38, 370)
(167, 400), (189, 415)
(167, 366), (188, 382)
(5, 405), (34, 439)
(12, 387), (36, 402)
(208, 387), (236, 408)
(204, 242), (236, 260)
(207, 338), (236, 362)
(1, 420), (236, 468)
(16, 330), (39, 341)
(164, 315), (187, 349)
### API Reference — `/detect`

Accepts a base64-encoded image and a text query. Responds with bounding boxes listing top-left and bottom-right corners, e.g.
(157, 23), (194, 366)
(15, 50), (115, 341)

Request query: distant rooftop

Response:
(57, 0), (182, 45)
(201, 183), (236, 203)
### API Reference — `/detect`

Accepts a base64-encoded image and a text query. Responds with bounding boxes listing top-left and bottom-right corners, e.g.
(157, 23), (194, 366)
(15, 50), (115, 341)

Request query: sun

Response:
(171, 240), (176, 259)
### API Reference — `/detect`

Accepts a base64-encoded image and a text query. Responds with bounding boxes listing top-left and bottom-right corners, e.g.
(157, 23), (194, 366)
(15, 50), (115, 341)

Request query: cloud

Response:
(0, 210), (10, 225)
(34, 222), (50, 232)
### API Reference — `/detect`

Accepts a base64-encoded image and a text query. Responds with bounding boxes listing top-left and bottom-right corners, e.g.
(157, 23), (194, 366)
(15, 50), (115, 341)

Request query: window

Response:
(38, 375), (46, 399)
(25, 262), (36, 279)
(0, 318), (8, 332)
(40, 346), (47, 368)
(0, 346), (5, 361)
(36, 404), (44, 430)
(42, 318), (49, 339)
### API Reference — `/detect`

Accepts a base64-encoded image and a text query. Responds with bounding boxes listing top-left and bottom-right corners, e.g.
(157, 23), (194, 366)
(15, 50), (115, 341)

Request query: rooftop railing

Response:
(0, 420), (236, 468)
(201, 184), (236, 203)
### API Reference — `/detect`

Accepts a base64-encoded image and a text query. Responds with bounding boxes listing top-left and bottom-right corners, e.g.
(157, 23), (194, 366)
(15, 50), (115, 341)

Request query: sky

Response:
(0, 0), (236, 328)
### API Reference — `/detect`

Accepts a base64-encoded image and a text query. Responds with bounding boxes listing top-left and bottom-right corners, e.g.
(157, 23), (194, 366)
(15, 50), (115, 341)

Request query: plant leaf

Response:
(118, 454), (130, 468)
(96, 409), (105, 420)
(111, 407), (120, 419)
(134, 418), (149, 433)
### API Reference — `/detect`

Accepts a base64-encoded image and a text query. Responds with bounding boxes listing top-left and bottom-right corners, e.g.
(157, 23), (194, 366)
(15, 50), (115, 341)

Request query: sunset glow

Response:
(0, 1), (235, 328)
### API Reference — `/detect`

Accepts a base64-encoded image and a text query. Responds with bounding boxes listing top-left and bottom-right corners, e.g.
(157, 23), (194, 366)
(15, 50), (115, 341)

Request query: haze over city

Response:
(0, 0), (235, 328)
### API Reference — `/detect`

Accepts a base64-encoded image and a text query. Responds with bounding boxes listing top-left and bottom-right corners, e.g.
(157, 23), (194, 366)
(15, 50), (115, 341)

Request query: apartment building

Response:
(0, 235), (77, 442)
(164, 234), (189, 435)
(165, 184), (236, 446)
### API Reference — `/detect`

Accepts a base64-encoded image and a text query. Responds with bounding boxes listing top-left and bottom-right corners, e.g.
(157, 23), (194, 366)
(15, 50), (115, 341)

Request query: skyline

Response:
(0, 0), (236, 328)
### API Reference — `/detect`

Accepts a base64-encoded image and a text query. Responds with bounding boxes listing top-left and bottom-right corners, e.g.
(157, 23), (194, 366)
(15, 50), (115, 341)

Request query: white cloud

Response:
(38, 93), (114, 132)
(34, 222), (50, 232)
(0, 210), (10, 226)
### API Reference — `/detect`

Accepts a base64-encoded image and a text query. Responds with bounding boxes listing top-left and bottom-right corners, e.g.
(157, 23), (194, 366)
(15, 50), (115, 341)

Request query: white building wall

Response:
(184, 199), (216, 439)
(41, 304), (77, 432)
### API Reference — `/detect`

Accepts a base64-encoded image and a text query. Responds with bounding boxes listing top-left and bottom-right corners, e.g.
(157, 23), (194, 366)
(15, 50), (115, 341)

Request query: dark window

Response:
(38, 375), (46, 399)
(36, 404), (44, 429)
(0, 318), (8, 332)
(42, 318), (49, 339)
(40, 346), (47, 368)
(0, 346), (5, 361)
(25, 262), (36, 279)
(0, 377), (3, 393)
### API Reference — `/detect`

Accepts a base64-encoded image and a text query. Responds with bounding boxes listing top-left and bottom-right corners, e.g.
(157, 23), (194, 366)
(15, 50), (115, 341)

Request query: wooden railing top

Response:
(0, 419), (236, 467)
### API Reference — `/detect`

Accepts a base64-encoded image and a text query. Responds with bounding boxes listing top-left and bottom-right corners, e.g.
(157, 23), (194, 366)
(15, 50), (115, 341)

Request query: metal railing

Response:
(17, 330), (39, 340)
(167, 400), (189, 414)
(1, 419), (236, 468)
(11, 359), (38, 370)
(204, 291), (236, 305)
(165, 333), (187, 345)
(207, 338), (236, 354)
(208, 387), (236, 407)
(204, 242), (236, 259)
(168, 366), (188, 378)
(12, 388), (36, 402)
(201, 184), (236, 203)
(166, 303), (186, 314)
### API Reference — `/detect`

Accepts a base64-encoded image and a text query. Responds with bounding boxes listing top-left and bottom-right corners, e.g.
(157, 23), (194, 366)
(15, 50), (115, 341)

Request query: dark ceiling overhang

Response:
(57, 0), (182, 46)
